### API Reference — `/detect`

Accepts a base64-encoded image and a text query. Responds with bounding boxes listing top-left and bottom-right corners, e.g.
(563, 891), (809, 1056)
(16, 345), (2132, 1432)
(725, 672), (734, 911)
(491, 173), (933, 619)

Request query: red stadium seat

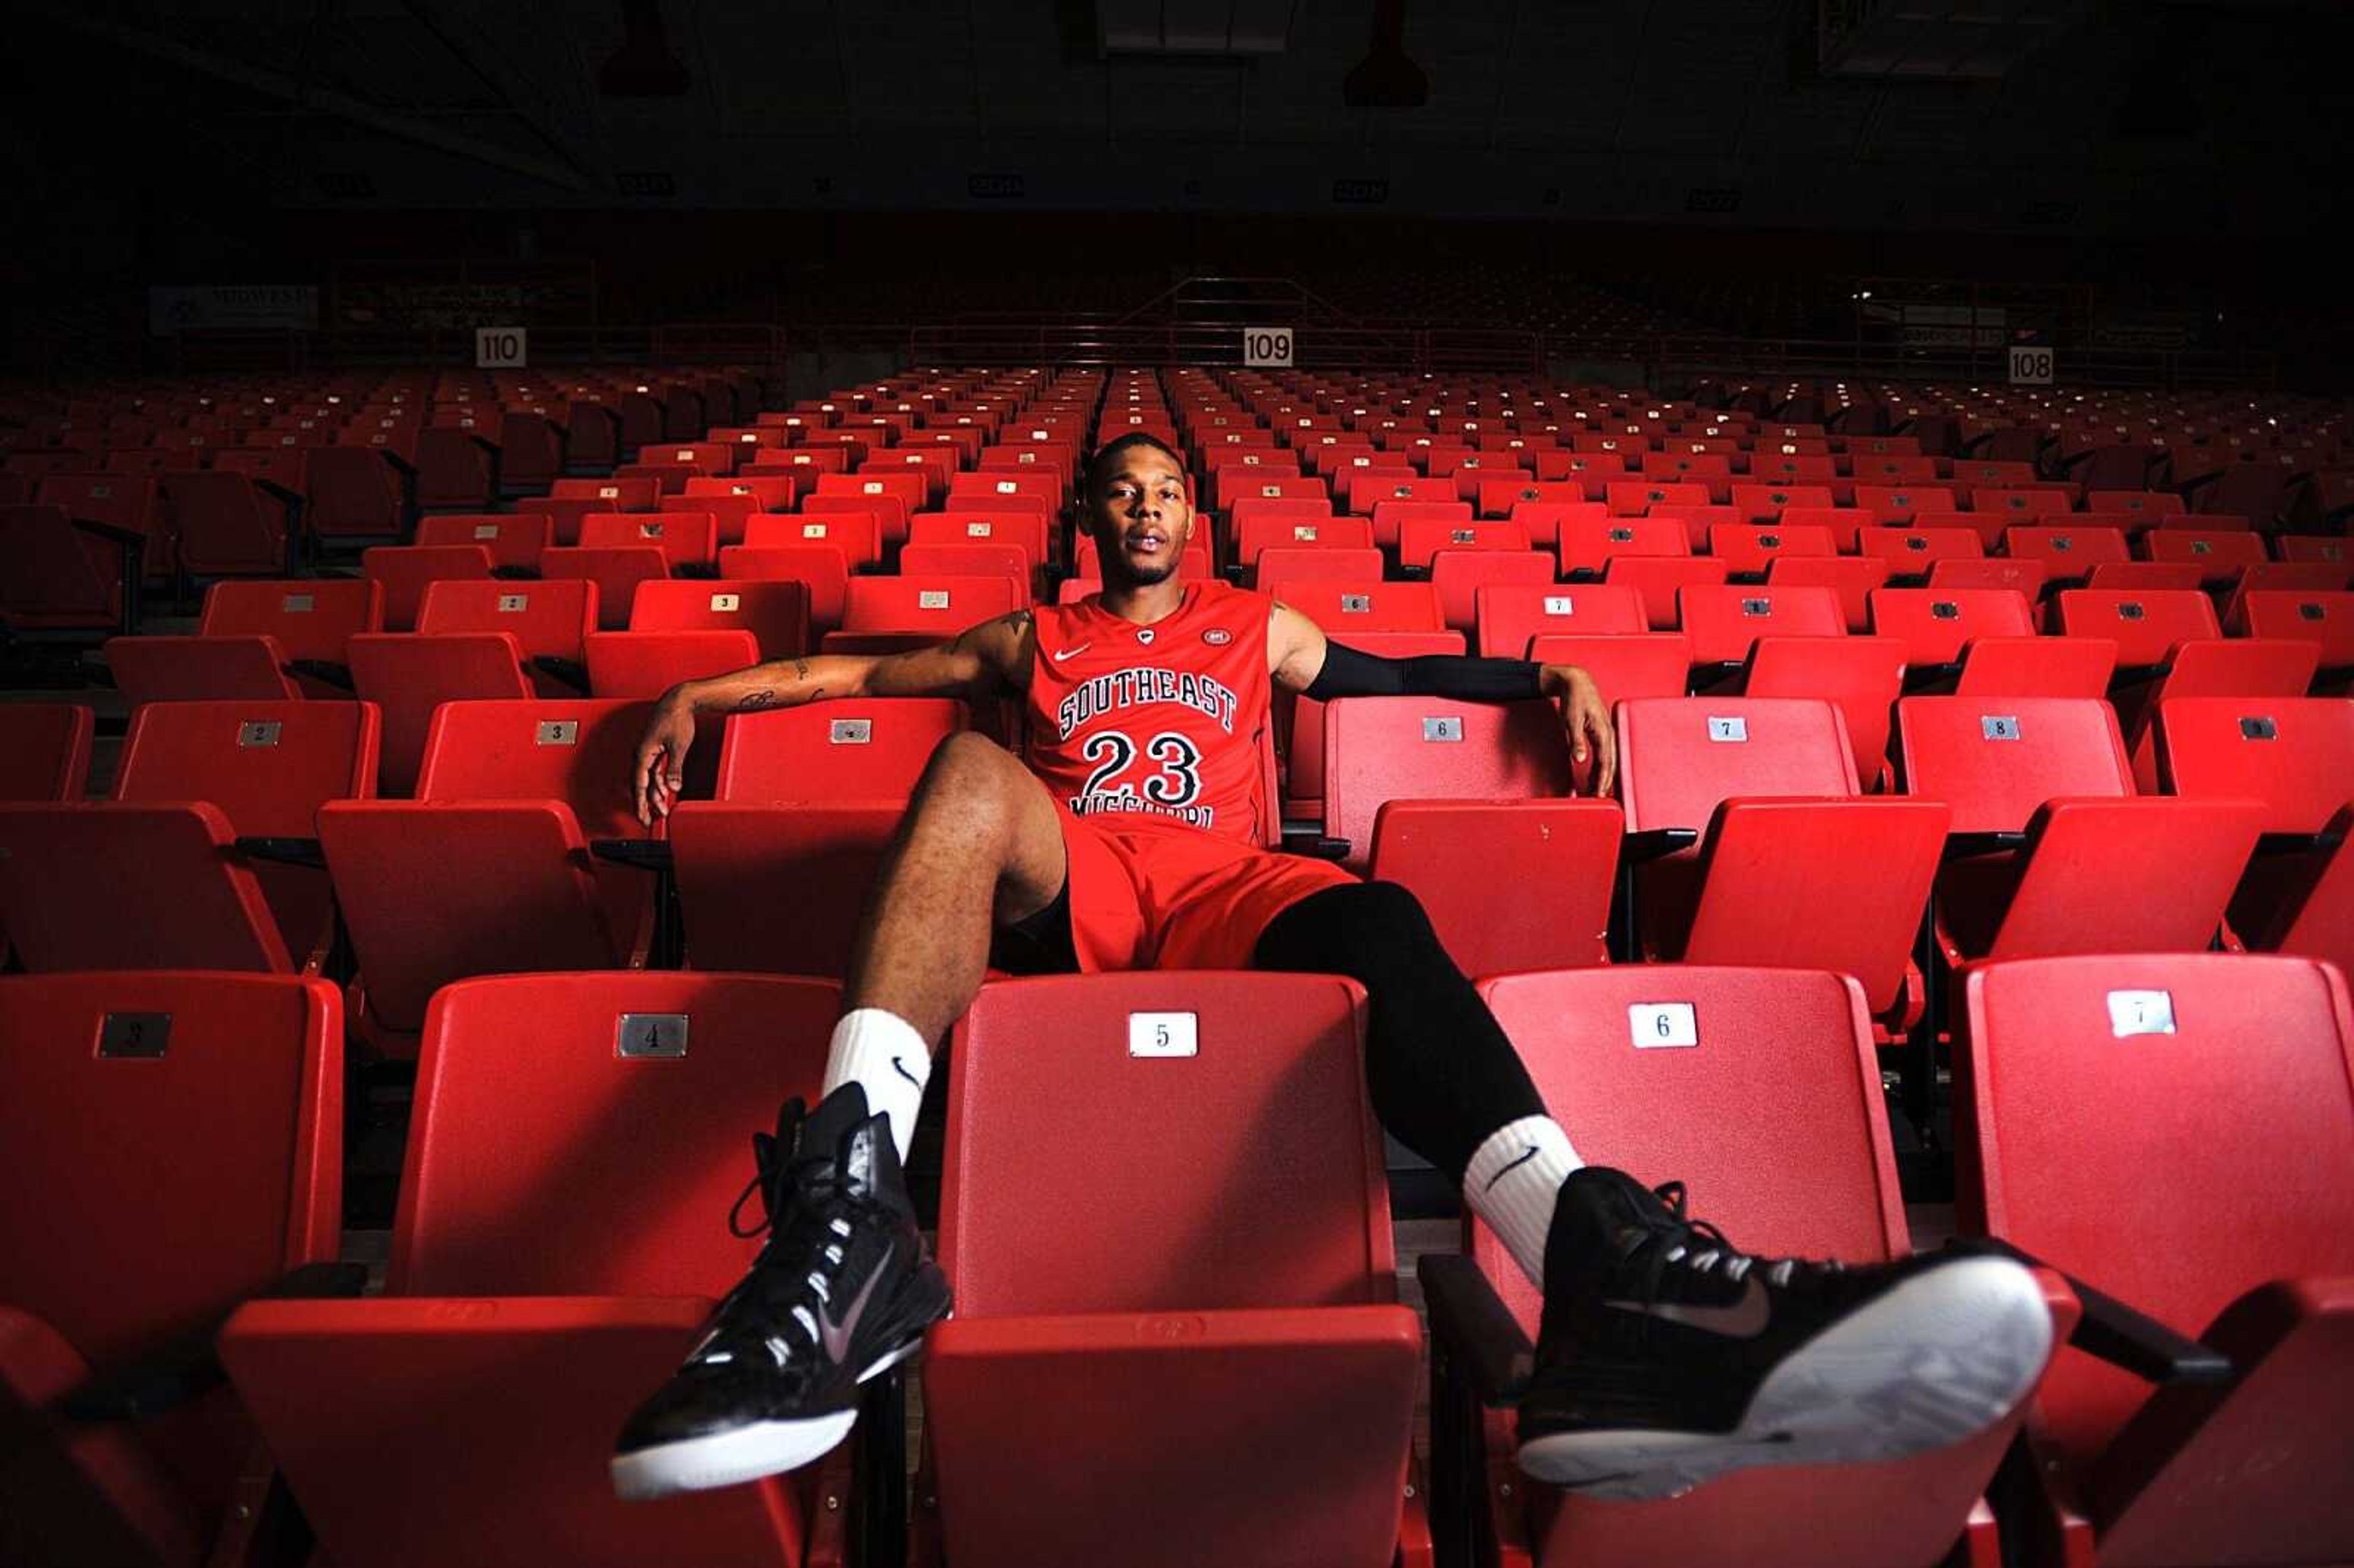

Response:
(0, 503), (138, 633)
(319, 699), (660, 1051)
(1678, 584), (1845, 670)
(1955, 635), (2120, 699)
(1559, 516), (1686, 580)
(1319, 696), (1574, 872)
(105, 633), (303, 706)
(1606, 556), (1731, 630)
(363, 542), (497, 632)
(630, 577), (808, 660)
(1526, 633), (1693, 704)
(586, 629), (761, 699)
(1429, 549), (1553, 636)
(669, 700), (970, 975)
(200, 578), (382, 687)
(541, 478), (661, 545)
(542, 545), (669, 631)
(1897, 696), (2260, 964)
(2236, 589), (2354, 675)
(1763, 555), (1891, 634)
(578, 511), (718, 572)
(0, 702), (93, 802)
(720, 544), (852, 634)
(1235, 512), (1373, 571)
(1707, 523), (1838, 577)
(219, 972), (842, 1568)
(0, 970), (342, 1568)
(2003, 523), (2131, 577)
(1855, 525), (1983, 572)
(924, 972), (1427, 1568)
(0, 700), (379, 973)
(1368, 799), (1623, 973)
(1276, 579), (1446, 636)
(1613, 697), (1941, 1016)
(302, 446), (406, 541)
(1868, 587), (2035, 671)
(1738, 635), (1908, 789)
(1954, 954), (2354, 1568)
(346, 632), (538, 796)
(2156, 696), (2354, 976)
(414, 512), (553, 573)
(826, 576), (1023, 655)
(413, 426), (498, 512)
(2051, 588), (2221, 672)
(1449, 964), (2035, 1568)
(165, 469), (296, 577)
(1255, 546), (1385, 599)
(1476, 582), (1647, 658)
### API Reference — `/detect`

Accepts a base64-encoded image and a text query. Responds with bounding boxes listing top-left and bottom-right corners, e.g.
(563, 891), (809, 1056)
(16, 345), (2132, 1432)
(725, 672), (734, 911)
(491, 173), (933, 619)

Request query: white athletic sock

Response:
(1462, 1116), (1583, 1290)
(822, 1008), (932, 1163)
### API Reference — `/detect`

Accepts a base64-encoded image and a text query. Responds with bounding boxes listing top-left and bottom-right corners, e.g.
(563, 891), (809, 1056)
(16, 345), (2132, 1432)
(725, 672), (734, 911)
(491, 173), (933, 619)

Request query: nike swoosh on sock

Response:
(1484, 1145), (1541, 1191)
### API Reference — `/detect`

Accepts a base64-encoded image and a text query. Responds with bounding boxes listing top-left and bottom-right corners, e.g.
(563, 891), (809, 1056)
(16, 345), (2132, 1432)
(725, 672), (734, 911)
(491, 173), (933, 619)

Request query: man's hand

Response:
(1540, 664), (1615, 797)
(633, 695), (697, 825)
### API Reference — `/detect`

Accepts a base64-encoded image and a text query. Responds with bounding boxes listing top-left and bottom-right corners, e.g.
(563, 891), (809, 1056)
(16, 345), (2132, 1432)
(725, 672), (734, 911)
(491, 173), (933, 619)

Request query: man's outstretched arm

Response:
(631, 609), (1035, 823)
(1265, 601), (1615, 795)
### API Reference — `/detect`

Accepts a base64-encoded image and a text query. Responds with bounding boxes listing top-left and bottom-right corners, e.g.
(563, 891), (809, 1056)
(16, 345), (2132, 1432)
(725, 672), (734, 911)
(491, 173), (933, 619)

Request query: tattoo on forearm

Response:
(736, 688), (780, 711)
(792, 658), (810, 683)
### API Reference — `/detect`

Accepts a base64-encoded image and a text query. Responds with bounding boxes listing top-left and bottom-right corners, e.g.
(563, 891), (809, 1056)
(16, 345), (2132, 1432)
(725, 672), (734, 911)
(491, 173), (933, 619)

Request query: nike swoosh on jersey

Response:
(818, 1242), (892, 1364)
(1601, 1275), (1771, 1338)
(1050, 643), (1092, 661)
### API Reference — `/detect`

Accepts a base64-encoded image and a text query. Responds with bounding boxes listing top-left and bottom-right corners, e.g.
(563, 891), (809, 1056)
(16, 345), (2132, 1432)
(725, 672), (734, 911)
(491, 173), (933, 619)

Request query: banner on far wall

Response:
(148, 284), (321, 335)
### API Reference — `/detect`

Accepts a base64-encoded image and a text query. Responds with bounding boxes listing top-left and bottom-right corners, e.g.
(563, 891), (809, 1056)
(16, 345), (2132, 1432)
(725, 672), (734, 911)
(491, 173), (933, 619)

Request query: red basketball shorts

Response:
(1053, 807), (1357, 972)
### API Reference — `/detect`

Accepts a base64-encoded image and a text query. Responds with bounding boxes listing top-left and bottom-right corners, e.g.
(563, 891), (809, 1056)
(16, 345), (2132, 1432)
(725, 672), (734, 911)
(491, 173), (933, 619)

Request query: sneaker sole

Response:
(1514, 1254), (2052, 1501)
(609, 1337), (926, 1502)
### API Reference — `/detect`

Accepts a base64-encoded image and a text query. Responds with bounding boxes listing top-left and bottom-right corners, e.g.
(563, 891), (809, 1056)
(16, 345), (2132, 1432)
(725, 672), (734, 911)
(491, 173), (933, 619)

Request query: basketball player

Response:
(609, 431), (2050, 1502)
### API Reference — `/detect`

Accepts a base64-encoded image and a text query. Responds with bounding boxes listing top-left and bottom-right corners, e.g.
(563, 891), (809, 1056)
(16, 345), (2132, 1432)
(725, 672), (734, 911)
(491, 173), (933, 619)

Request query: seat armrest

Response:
(1279, 829), (1351, 860)
(233, 835), (327, 869)
(282, 658), (355, 691)
(1417, 1254), (1533, 1406)
(591, 838), (673, 872)
(1620, 826), (1697, 864)
(1943, 831), (2027, 859)
(1900, 661), (1965, 693)
(531, 655), (589, 692)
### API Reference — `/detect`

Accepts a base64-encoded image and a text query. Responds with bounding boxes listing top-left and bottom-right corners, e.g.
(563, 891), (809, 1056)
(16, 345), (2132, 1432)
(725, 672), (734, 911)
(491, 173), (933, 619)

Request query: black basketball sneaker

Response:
(611, 1084), (951, 1501)
(1514, 1166), (2051, 1499)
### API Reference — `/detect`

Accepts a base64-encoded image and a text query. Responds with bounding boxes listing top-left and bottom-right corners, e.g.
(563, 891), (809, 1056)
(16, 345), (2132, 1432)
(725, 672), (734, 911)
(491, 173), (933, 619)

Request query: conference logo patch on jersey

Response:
(1202, 628), (1233, 645)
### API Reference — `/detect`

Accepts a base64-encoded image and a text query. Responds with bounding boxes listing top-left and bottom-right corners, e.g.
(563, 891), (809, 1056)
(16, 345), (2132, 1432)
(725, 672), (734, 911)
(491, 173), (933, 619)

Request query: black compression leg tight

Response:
(1250, 881), (1547, 1179)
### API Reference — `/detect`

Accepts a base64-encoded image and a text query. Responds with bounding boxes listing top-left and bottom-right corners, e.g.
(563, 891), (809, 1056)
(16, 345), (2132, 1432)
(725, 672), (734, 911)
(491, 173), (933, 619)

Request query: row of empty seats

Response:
(6, 954), (2347, 1565)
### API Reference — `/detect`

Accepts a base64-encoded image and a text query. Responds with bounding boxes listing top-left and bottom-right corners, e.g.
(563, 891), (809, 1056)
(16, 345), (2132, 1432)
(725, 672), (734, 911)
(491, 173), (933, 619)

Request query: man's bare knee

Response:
(909, 732), (1026, 829)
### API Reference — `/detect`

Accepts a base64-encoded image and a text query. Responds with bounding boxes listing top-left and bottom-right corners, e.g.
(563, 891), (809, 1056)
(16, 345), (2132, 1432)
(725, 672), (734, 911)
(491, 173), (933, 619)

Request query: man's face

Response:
(1087, 446), (1194, 588)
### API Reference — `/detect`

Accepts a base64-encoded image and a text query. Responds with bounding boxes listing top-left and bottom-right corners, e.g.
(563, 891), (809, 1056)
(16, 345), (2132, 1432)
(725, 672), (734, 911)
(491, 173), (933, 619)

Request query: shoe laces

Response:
(706, 1101), (860, 1363)
(1634, 1181), (1824, 1296)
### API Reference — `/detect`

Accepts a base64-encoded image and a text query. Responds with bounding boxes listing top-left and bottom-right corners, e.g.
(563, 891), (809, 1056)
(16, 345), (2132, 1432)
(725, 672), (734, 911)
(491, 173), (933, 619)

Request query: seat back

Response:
(1740, 636), (1907, 787)
(0, 970), (340, 1561)
(417, 577), (598, 664)
(1868, 587), (2036, 668)
(0, 702), (93, 800)
(414, 513), (553, 573)
(215, 974), (823, 1568)
(718, 699), (967, 801)
(363, 544), (498, 632)
(1764, 555), (1892, 634)
(585, 630), (761, 699)
(200, 577), (382, 664)
(2053, 588), (2221, 669)
(943, 972), (1390, 1316)
(929, 972), (1417, 1568)
(2239, 588), (2354, 668)
(390, 972), (836, 1295)
(2157, 696), (2354, 833)
(1957, 954), (2354, 1461)
(1366, 800), (1623, 973)
(1678, 584), (1845, 665)
(1615, 696), (1857, 833)
(1320, 696), (1574, 871)
(414, 698), (650, 838)
(1476, 581), (1647, 657)
(346, 633), (535, 797)
(1896, 696), (2130, 833)
(628, 577), (809, 660)
(1560, 516), (1686, 579)
(577, 511), (718, 571)
(106, 633), (301, 707)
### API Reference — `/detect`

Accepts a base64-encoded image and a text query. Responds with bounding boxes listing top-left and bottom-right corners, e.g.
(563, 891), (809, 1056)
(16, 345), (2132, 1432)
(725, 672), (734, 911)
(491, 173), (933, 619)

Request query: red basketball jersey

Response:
(1026, 583), (1275, 845)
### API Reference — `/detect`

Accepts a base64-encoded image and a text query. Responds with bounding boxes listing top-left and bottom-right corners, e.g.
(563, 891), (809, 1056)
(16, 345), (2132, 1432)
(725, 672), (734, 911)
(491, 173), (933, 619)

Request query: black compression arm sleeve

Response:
(1303, 641), (1545, 702)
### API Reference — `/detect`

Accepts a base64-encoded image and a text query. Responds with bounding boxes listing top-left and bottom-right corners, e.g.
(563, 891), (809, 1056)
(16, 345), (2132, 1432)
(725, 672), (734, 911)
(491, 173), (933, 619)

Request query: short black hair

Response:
(1084, 430), (1186, 495)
